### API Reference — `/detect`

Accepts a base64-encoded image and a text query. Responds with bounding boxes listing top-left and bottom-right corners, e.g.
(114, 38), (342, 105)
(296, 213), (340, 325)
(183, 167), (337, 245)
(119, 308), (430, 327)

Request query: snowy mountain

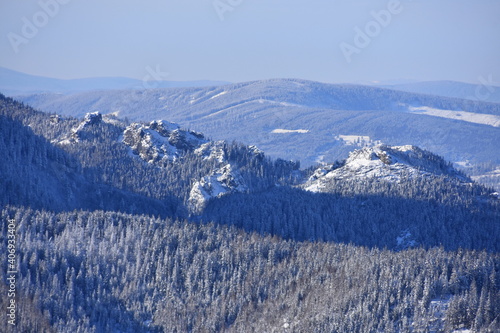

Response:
(119, 118), (258, 213)
(17, 78), (500, 120)
(1, 93), (499, 332)
(304, 145), (466, 192)
(123, 120), (207, 163)
(13, 78), (500, 193)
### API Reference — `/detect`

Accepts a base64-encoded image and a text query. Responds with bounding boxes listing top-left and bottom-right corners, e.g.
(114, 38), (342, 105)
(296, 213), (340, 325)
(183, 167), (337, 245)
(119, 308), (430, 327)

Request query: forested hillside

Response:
(1, 93), (499, 332)
(1, 208), (499, 332)
(17, 79), (500, 190)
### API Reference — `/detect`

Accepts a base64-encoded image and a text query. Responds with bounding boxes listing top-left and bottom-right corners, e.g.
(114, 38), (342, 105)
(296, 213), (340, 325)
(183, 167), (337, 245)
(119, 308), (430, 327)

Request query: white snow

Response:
(72, 111), (102, 133)
(271, 129), (310, 134)
(188, 164), (248, 214)
(304, 145), (435, 192)
(209, 91), (227, 99)
(58, 138), (75, 145)
(315, 155), (325, 164)
(257, 98), (301, 107)
(202, 100), (255, 118)
(392, 145), (417, 153)
(194, 141), (226, 163)
(57, 111), (104, 145)
(189, 95), (201, 104)
(334, 135), (381, 148)
(471, 167), (500, 188)
(337, 135), (371, 145)
(122, 121), (206, 163)
(454, 161), (471, 168)
(203, 98), (300, 119)
(409, 106), (500, 127)
(152, 120), (180, 132)
(102, 114), (123, 126)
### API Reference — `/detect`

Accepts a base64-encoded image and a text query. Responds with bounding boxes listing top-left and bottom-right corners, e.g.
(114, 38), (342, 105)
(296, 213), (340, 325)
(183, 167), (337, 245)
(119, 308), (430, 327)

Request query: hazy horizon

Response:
(1, 0), (499, 85)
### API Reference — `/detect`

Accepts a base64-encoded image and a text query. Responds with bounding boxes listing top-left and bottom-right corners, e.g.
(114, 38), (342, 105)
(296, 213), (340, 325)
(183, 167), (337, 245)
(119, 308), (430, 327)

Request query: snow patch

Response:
(454, 161), (471, 168)
(188, 164), (248, 214)
(337, 135), (371, 145)
(257, 98), (301, 107)
(194, 141), (226, 163)
(334, 134), (382, 148)
(272, 129), (309, 134)
(202, 100), (256, 118)
(210, 91), (227, 99)
(409, 106), (500, 127)
(315, 155), (325, 164)
(72, 111), (102, 134)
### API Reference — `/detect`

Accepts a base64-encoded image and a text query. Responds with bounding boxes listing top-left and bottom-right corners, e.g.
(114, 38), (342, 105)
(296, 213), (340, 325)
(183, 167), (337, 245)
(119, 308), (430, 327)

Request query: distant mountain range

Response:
(2, 93), (498, 250)
(11, 77), (500, 190)
(0, 66), (229, 95)
(3, 66), (499, 102)
(1, 68), (499, 189)
(383, 80), (500, 104)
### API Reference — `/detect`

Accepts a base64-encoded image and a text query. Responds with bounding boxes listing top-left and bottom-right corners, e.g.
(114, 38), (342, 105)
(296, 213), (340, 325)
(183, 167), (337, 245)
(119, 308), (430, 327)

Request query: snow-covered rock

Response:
(123, 120), (207, 163)
(194, 141), (227, 163)
(304, 144), (462, 192)
(248, 145), (264, 156)
(83, 111), (102, 126)
(188, 164), (248, 214)
(59, 111), (104, 144)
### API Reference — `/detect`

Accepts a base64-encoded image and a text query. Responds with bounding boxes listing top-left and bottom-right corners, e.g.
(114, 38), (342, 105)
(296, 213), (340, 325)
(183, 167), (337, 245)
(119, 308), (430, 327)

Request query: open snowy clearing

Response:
(409, 106), (500, 127)
(271, 129), (310, 134)
(337, 135), (371, 144)
(210, 91), (227, 99)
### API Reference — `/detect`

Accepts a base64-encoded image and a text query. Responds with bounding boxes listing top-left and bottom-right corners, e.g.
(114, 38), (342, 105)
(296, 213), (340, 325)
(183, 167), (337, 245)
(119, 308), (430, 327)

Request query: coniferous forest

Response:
(1, 93), (499, 332)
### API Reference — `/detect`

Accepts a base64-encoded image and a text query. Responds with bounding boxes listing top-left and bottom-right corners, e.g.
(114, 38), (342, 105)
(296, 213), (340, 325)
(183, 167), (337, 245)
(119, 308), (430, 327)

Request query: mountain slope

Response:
(0, 66), (229, 95)
(385, 80), (500, 104)
(2, 207), (499, 332)
(303, 145), (467, 192)
(1, 93), (499, 332)
(0, 99), (180, 217)
(0, 93), (296, 217)
(14, 78), (500, 190)
(17, 78), (500, 119)
(1, 93), (498, 250)
(202, 143), (499, 251)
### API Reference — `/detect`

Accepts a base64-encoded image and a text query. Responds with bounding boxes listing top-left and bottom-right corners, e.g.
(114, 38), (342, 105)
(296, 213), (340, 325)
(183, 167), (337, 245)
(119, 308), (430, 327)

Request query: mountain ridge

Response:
(303, 144), (469, 193)
(12, 78), (500, 191)
(383, 80), (500, 104)
(0, 66), (230, 95)
(2, 93), (497, 252)
(1, 93), (499, 332)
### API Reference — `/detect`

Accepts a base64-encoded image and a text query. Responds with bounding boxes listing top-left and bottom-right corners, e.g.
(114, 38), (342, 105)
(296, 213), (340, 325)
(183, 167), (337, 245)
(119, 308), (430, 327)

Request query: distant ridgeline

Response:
(0, 93), (499, 332)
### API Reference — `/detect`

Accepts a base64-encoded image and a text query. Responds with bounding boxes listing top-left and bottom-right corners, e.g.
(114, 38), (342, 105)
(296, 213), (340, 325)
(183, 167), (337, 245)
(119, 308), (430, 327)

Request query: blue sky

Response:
(0, 0), (499, 84)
